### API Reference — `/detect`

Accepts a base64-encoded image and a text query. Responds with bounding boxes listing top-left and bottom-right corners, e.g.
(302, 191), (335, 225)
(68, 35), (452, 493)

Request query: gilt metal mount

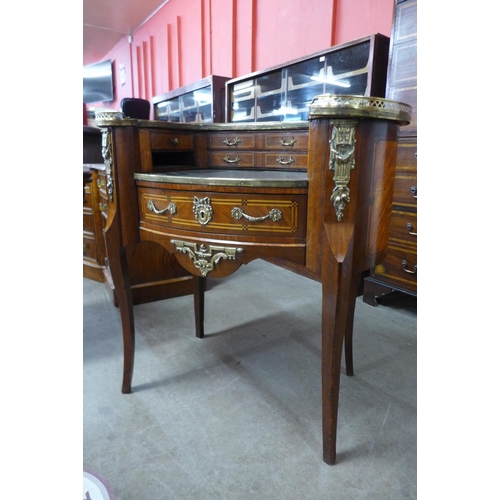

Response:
(171, 240), (244, 277)
(193, 197), (213, 225)
(328, 120), (357, 221)
(101, 129), (114, 201)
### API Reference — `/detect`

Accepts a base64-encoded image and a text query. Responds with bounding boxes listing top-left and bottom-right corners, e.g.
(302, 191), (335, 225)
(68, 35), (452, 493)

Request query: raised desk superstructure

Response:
(96, 95), (411, 465)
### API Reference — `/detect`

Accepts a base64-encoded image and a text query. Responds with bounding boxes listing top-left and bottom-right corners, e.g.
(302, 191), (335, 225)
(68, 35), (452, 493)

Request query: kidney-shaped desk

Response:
(95, 95), (411, 465)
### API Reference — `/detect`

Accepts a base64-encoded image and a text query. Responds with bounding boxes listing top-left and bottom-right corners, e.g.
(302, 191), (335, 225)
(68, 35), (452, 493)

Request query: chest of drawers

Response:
(363, 0), (418, 304)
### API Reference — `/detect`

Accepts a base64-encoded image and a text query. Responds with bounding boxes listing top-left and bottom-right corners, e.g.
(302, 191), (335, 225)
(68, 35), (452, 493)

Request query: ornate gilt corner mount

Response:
(328, 120), (357, 221)
(171, 240), (244, 277)
(101, 128), (114, 202)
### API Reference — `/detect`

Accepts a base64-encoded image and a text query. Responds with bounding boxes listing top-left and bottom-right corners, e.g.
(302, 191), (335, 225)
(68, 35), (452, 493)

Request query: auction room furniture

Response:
(84, 124), (194, 305)
(363, 0), (417, 304)
(95, 94), (411, 465)
(152, 75), (230, 124)
(225, 34), (389, 123)
(83, 125), (107, 282)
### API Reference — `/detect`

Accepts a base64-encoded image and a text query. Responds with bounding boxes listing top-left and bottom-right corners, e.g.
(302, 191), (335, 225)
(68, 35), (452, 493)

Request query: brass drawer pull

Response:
(402, 260), (417, 274)
(231, 207), (282, 223)
(171, 137), (179, 145)
(406, 222), (417, 236)
(223, 137), (241, 146)
(410, 186), (417, 198)
(83, 244), (89, 253)
(99, 203), (108, 212)
(223, 155), (241, 164)
(147, 200), (177, 215)
(276, 156), (295, 166)
(97, 179), (105, 189)
(279, 137), (297, 147)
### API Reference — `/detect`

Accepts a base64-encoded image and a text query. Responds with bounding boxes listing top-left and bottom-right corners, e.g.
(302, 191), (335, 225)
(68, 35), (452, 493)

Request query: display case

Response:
(152, 75), (230, 124)
(226, 34), (390, 123)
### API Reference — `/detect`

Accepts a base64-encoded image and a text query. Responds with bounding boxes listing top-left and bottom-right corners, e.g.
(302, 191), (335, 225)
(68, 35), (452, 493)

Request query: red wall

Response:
(86, 0), (394, 114)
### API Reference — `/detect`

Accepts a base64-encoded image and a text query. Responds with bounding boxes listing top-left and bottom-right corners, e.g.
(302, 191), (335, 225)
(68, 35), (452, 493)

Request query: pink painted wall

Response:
(86, 0), (394, 114)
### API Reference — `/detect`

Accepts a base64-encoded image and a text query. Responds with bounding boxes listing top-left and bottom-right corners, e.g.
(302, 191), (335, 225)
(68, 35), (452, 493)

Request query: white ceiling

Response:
(83, 0), (169, 64)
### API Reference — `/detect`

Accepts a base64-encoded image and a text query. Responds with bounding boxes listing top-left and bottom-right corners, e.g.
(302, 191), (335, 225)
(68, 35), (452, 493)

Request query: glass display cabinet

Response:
(226, 34), (389, 123)
(152, 75), (230, 123)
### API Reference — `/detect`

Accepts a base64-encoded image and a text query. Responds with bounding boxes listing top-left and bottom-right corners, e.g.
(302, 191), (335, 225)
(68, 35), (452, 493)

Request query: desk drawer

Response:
(149, 131), (195, 150)
(209, 152), (256, 168)
(264, 153), (308, 169)
(138, 187), (307, 237)
(208, 134), (256, 149)
(263, 133), (308, 150)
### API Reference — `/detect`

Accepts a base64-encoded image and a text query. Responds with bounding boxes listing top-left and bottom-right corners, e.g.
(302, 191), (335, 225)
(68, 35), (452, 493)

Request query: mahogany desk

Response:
(95, 95), (411, 465)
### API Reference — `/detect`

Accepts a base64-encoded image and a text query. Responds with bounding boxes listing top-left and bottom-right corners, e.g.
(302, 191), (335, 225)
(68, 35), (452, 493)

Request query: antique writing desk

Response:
(96, 95), (411, 465)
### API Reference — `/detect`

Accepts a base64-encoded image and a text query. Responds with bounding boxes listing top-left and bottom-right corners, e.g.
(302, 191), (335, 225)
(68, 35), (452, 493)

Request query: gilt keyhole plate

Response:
(193, 196), (213, 225)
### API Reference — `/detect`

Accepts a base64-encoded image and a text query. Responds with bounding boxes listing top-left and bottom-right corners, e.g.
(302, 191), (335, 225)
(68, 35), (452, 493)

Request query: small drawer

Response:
(149, 130), (195, 150)
(389, 211), (417, 246)
(83, 212), (95, 234)
(208, 152), (256, 168)
(264, 153), (308, 169)
(395, 139), (417, 171)
(83, 236), (98, 261)
(372, 245), (417, 290)
(263, 133), (308, 150)
(138, 188), (307, 238)
(393, 173), (417, 207)
(208, 134), (256, 149)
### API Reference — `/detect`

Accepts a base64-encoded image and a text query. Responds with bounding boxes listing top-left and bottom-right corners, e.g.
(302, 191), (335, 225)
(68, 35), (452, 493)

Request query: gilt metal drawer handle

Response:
(171, 137), (179, 145)
(223, 155), (241, 164)
(276, 156), (295, 166)
(171, 240), (244, 277)
(402, 260), (417, 274)
(147, 200), (177, 215)
(279, 137), (297, 146)
(410, 186), (417, 198)
(97, 179), (105, 189)
(223, 137), (241, 146)
(406, 222), (417, 236)
(231, 207), (282, 223)
(99, 203), (108, 212)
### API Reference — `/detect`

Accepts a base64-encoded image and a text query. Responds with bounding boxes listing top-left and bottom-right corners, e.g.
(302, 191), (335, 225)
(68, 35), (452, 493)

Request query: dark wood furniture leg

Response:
(321, 237), (358, 465)
(105, 225), (136, 394)
(193, 276), (206, 339)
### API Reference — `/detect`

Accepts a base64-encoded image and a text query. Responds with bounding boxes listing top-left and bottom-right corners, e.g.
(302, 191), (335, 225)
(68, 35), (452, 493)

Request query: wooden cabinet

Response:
(83, 125), (196, 307)
(152, 75), (229, 123)
(83, 126), (107, 282)
(225, 34), (389, 123)
(363, 0), (417, 304)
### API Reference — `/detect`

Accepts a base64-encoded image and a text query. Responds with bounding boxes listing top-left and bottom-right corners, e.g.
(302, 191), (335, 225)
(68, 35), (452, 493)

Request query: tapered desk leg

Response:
(344, 273), (362, 377)
(321, 239), (357, 465)
(105, 224), (136, 394)
(193, 276), (206, 339)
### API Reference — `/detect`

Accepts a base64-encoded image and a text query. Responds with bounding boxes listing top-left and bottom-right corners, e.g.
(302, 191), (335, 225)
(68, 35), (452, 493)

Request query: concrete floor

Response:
(83, 259), (417, 499)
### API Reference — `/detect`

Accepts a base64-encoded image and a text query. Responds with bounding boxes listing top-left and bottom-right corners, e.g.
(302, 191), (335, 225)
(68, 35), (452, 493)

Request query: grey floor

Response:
(83, 259), (417, 499)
